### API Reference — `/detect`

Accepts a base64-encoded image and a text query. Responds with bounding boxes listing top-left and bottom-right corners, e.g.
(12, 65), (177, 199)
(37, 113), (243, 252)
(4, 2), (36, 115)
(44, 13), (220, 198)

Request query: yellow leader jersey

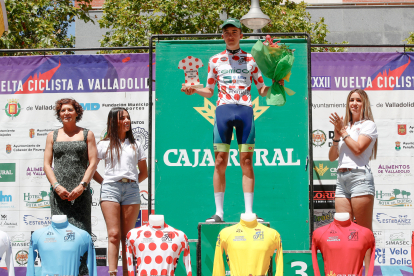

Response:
(213, 219), (283, 276)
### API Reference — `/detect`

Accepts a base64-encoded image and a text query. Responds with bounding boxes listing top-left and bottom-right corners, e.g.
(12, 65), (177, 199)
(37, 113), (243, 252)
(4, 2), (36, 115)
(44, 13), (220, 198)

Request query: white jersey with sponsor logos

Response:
(0, 231), (14, 276)
(126, 223), (192, 276)
(206, 49), (265, 107)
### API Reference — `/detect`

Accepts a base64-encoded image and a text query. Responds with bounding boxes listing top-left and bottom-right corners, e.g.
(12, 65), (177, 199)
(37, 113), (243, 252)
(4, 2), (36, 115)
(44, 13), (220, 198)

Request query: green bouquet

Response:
(251, 37), (295, 106)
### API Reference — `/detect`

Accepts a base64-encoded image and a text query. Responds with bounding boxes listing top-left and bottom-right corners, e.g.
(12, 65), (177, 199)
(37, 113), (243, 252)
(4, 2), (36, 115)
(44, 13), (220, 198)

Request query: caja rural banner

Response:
(0, 54), (153, 273)
(312, 52), (414, 275)
(155, 39), (310, 252)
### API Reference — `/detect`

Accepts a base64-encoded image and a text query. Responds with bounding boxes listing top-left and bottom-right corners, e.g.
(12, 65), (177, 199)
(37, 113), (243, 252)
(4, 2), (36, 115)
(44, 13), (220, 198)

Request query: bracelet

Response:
(342, 134), (350, 140)
(332, 138), (340, 142)
(53, 183), (60, 191)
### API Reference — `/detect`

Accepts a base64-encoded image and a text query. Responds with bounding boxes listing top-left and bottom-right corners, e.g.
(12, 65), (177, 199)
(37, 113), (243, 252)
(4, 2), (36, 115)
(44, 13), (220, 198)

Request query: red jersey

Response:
(126, 223), (192, 276)
(412, 231), (414, 269)
(312, 219), (375, 276)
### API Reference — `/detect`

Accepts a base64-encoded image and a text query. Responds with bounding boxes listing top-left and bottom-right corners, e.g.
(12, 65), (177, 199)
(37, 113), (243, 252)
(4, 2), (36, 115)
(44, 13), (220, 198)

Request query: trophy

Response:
(178, 56), (204, 89)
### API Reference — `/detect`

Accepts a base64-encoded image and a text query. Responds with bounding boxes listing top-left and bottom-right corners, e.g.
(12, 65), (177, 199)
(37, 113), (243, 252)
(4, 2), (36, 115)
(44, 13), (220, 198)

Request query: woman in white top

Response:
(328, 89), (378, 273)
(93, 107), (148, 276)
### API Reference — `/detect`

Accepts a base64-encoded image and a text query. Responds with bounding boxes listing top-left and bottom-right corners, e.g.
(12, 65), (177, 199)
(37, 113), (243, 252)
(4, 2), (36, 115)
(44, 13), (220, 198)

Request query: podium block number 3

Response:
(291, 261), (308, 276)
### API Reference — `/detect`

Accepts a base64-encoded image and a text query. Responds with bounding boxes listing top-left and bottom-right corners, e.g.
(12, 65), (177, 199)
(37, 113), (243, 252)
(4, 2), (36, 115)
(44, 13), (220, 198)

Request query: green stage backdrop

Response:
(155, 39), (310, 251)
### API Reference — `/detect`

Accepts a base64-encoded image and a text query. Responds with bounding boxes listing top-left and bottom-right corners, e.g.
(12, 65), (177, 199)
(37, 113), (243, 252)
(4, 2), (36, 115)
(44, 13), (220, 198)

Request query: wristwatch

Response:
(80, 181), (89, 190)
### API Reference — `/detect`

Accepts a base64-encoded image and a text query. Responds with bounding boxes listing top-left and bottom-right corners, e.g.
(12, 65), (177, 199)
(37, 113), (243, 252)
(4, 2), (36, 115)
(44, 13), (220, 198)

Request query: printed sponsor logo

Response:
(389, 247), (412, 265)
(375, 189), (412, 207)
(377, 164), (410, 174)
(140, 190), (154, 209)
(312, 130), (326, 147)
(0, 213), (18, 228)
(15, 250), (29, 265)
(313, 185), (336, 209)
(64, 230), (75, 242)
(4, 99), (22, 119)
(398, 124), (406, 135)
(161, 232), (173, 242)
(327, 236), (340, 242)
(233, 236), (246, 242)
(314, 210), (335, 228)
(25, 165), (47, 181)
(385, 232), (409, 246)
(375, 213), (411, 226)
(24, 191), (50, 208)
(373, 231), (383, 247)
(395, 141), (401, 151)
(0, 163), (16, 182)
(236, 229), (243, 233)
(0, 192), (12, 203)
(23, 215), (51, 226)
(348, 232), (358, 241)
(223, 75), (246, 84)
(95, 248), (107, 266)
(11, 233), (30, 247)
(163, 148), (300, 167)
(194, 96), (268, 126)
(312, 76), (331, 89)
(253, 230), (264, 241)
(6, 144), (11, 154)
(219, 68), (249, 74)
(29, 129), (35, 138)
(132, 127), (149, 150)
(44, 237), (56, 243)
(80, 103), (100, 111)
(375, 248), (386, 264)
(313, 161), (337, 180)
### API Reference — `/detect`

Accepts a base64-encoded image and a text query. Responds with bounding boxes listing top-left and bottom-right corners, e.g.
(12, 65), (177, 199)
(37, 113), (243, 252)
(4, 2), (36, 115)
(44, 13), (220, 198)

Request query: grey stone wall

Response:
(75, 10), (108, 54)
(308, 5), (414, 52)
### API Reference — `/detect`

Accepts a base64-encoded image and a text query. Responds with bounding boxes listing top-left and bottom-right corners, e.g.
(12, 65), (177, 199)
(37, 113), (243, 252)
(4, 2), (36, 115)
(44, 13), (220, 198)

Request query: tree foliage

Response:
(99, 0), (347, 53)
(0, 0), (94, 55)
(404, 32), (414, 52)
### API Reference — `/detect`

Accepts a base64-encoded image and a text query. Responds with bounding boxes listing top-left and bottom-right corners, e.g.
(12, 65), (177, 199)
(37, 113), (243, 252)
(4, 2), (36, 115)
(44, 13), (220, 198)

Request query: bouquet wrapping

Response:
(251, 36), (295, 106)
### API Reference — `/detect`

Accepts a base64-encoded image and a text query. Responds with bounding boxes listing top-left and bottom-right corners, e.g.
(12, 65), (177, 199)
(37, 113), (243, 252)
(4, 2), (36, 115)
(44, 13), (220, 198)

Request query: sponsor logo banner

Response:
(313, 185), (336, 209)
(314, 209), (335, 230)
(0, 163), (15, 182)
(375, 186), (413, 208)
(375, 247), (412, 266)
(0, 211), (18, 229)
(373, 210), (413, 229)
(313, 160), (337, 181)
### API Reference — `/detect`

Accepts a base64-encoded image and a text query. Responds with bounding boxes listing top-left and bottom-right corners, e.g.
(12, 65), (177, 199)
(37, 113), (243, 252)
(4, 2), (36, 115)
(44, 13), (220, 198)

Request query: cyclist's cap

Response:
(221, 18), (241, 29)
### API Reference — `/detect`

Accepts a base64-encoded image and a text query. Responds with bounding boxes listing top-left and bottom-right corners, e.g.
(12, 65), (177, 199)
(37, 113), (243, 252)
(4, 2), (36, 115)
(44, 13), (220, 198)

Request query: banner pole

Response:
(307, 33), (314, 249)
(148, 37), (154, 216)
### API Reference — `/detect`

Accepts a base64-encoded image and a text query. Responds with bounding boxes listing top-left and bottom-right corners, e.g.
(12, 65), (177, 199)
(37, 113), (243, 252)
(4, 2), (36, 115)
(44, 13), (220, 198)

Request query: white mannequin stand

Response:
(240, 213), (256, 222)
(334, 212), (350, 221)
(149, 215), (164, 227)
(52, 215), (68, 223)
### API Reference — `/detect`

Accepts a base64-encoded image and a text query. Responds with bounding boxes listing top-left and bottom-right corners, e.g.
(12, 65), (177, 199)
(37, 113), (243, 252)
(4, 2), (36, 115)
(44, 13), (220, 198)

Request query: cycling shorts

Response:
(213, 104), (255, 153)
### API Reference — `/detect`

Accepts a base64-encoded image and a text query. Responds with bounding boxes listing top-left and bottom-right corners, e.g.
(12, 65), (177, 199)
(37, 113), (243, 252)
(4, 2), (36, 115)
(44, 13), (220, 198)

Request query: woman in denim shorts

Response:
(93, 107), (148, 276)
(328, 89), (378, 268)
